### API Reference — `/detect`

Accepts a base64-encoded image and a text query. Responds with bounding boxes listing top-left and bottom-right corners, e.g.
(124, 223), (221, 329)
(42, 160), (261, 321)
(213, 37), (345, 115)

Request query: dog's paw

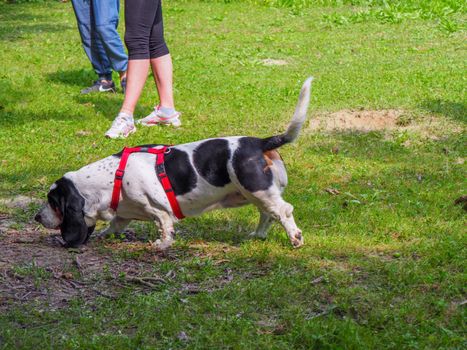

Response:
(249, 231), (267, 240)
(151, 239), (174, 251)
(290, 230), (304, 248)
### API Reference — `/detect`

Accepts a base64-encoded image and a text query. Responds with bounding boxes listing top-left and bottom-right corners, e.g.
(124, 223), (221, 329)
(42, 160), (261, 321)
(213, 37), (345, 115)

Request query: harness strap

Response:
(155, 151), (185, 220)
(110, 146), (185, 219)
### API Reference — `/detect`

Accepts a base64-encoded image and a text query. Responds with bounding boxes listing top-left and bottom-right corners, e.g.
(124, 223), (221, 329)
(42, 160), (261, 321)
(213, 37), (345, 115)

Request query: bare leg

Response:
(120, 59), (150, 115)
(150, 54), (174, 108)
(97, 217), (131, 239)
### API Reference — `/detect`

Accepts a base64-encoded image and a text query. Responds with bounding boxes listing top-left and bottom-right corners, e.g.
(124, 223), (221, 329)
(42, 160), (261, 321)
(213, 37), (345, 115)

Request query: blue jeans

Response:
(71, 0), (128, 81)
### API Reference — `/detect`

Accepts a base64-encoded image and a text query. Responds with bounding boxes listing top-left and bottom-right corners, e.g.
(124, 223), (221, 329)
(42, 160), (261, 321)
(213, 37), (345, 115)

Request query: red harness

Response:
(110, 146), (184, 219)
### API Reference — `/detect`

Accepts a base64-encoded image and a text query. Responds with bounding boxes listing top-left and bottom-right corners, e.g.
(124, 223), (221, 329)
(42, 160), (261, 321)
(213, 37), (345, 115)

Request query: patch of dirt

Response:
(0, 215), (249, 312)
(261, 58), (288, 66)
(309, 109), (402, 132)
(0, 195), (40, 209)
(0, 218), (172, 311)
(306, 109), (464, 139)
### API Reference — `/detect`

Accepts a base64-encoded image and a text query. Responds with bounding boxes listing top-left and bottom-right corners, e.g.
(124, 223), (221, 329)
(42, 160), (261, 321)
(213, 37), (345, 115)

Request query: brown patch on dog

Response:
(263, 150), (281, 172)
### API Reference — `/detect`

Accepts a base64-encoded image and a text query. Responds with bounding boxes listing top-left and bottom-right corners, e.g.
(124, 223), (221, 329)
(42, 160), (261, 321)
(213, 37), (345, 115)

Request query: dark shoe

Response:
(121, 77), (127, 95)
(80, 79), (116, 94)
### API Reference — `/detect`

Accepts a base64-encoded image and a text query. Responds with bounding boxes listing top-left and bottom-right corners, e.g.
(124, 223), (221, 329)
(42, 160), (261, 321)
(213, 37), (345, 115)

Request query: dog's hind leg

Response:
(152, 211), (175, 251)
(243, 191), (303, 248)
(96, 216), (131, 239)
(250, 211), (273, 239)
(229, 150), (303, 247)
(262, 196), (303, 248)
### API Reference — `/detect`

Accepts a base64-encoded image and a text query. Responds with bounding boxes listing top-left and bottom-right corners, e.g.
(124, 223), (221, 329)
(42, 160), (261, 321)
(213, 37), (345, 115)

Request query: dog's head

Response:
(35, 177), (95, 247)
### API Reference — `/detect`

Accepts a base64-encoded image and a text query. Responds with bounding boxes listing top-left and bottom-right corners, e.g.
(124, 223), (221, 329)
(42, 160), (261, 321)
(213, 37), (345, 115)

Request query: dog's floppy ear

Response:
(55, 178), (89, 247)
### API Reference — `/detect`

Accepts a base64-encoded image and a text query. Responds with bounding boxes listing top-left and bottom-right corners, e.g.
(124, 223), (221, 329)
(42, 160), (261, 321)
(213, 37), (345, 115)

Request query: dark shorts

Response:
(124, 0), (169, 60)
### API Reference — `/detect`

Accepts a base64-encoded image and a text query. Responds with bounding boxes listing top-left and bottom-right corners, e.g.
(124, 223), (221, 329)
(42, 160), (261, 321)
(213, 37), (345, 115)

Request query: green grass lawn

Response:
(0, 0), (466, 349)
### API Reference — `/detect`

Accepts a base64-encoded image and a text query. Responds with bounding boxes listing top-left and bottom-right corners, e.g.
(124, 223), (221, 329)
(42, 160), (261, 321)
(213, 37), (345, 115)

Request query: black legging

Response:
(124, 0), (169, 59)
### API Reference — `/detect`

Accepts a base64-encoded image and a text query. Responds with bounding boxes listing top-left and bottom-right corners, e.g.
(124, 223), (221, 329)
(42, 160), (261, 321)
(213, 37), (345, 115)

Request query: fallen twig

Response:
(305, 305), (336, 320)
(73, 255), (83, 272)
(92, 288), (114, 299)
(123, 276), (165, 288)
(311, 276), (324, 285)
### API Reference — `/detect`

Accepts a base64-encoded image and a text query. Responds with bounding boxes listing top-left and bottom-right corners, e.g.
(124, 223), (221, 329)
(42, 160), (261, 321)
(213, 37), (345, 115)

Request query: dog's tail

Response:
(260, 77), (313, 152)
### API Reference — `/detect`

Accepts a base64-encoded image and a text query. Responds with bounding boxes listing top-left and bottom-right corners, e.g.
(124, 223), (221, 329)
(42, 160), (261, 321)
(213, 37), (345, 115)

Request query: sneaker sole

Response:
(81, 87), (116, 94)
(105, 126), (137, 139)
(139, 119), (181, 127)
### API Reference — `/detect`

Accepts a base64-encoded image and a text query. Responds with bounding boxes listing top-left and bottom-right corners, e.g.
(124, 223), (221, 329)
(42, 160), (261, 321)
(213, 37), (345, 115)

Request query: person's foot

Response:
(121, 77), (127, 95)
(136, 105), (181, 127)
(105, 113), (136, 139)
(81, 79), (116, 94)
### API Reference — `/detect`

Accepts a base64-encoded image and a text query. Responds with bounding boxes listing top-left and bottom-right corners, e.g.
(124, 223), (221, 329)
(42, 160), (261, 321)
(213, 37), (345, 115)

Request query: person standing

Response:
(71, 0), (128, 94)
(105, 0), (180, 138)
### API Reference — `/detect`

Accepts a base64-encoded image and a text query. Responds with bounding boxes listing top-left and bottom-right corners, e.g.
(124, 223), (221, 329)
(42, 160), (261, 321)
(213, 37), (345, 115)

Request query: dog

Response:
(35, 77), (313, 249)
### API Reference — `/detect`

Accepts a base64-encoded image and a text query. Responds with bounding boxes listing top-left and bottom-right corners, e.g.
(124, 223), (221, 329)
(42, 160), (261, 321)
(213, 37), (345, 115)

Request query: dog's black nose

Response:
(34, 214), (42, 222)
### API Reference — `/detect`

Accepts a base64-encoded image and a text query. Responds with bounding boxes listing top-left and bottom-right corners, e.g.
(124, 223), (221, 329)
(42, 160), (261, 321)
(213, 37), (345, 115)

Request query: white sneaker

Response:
(105, 115), (136, 139)
(136, 105), (181, 127)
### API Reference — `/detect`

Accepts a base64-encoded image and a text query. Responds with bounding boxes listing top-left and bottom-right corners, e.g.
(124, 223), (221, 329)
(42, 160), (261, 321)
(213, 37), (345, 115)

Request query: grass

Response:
(0, 0), (466, 349)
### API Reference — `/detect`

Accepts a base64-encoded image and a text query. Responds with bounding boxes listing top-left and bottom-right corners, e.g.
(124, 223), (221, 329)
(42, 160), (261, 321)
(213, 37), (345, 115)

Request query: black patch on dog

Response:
(112, 144), (197, 195)
(193, 139), (231, 187)
(48, 177), (90, 247)
(164, 148), (197, 195)
(232, 137), (273, 192)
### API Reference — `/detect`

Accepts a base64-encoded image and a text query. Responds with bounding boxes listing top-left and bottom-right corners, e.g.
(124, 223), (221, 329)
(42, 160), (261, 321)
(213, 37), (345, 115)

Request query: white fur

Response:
(37, 203), (61, 229)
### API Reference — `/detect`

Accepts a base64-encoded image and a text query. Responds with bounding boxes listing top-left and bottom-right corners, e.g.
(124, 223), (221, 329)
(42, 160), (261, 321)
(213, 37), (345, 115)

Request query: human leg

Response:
(136, 0), (180, 126)
(151, 55), (174, 109)
(147, 0), (173, 108)
(71, 0), (112, 82)
(91, 0), (128, 75)
(105, 0), (154, 138)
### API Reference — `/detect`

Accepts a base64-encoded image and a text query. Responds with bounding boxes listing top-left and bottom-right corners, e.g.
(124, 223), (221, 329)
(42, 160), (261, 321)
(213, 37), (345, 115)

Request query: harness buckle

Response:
(115, 169), (125, 180)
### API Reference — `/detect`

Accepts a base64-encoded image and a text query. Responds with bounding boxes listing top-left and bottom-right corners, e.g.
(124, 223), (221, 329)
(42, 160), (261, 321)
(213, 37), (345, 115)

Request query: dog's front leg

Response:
(96, 216), (131, 240)
(152, 211), (175, 251)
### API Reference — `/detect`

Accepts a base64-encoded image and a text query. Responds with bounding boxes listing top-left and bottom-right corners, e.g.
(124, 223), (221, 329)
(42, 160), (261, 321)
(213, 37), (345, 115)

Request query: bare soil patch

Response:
(0, 218), (173, 311)
(0, 215), (242, 312)
(261, 58), (288, 66)
(309, 109), (402, 132)
(306, 109), (464, 139)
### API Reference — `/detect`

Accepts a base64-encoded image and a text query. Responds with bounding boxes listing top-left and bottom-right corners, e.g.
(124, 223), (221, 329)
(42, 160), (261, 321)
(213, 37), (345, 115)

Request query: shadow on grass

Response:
(74, 94), (126, 120)
(177, 215), (258, 246)
(0, 23), (72, 41)
(420, 99), (466, 123)
(46, 69), (96, 88)
(47, 69), (130, 119)
(0, 2), (72, 41)
(0, 9), (48, 23)
(0, 108), (92, 127)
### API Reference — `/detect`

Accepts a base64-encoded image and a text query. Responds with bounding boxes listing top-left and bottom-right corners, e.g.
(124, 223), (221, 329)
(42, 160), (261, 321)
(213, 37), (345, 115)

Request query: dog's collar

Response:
(110, 146), (185, 220)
